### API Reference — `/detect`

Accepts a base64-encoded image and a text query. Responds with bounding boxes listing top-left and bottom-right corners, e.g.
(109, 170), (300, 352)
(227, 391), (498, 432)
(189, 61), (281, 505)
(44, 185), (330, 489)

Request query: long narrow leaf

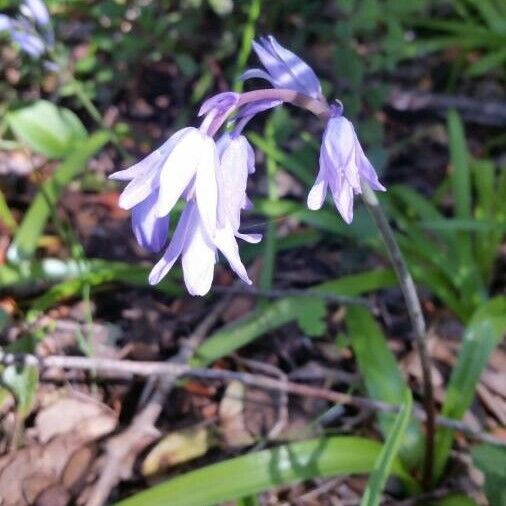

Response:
(361, 390), (413, 506)
(433, 297), (506, 481)
(113, 437), (417, 506)
(347, 306), (424, 470)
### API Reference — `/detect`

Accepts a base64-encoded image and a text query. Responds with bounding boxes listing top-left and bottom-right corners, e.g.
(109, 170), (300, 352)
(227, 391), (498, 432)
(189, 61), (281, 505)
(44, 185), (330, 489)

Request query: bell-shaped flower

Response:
(241, 35), (322, 99)
(20, 0), (50, 26)
(0, 0), (54, 58)
(148, 133), (260, 295)
(110, 126), (219, 251)
(307, 114), (385, 224)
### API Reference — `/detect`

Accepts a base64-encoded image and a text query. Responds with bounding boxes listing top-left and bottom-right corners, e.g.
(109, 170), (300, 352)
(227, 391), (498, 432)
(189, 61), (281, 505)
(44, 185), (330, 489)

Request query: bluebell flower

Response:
(111, 35), (385, 295)
(0, 0), (54, 58)
(307, 105), (385, 223)
(242, 35), (322, 99)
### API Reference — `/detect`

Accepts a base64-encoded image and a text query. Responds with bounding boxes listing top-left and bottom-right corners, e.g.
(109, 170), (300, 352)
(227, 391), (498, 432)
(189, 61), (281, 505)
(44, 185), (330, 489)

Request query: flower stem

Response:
(361, 180), (435, 488)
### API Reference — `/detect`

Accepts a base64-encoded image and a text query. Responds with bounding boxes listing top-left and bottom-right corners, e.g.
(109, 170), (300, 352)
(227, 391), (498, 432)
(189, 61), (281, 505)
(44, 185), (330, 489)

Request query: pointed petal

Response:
(198, 92), (239, 117)
(215, 223), (251, 284)
(110, 127), (192, 181)
(217, 136), (249, 232)
(22, 0), (50, 25)
(239, 68), (276, 86)
(236, 232), (262, 244)
(266, 35), (322, 98)
(148, 203), (197, 285)
(157, 128), (202, 217)
(181, 219), (216, 296)
(195, 136), (219, 237)
(307, 165), (328, 210)
(118, 168), (160, 210)
(355, 138), (386, 191)
(330, 174), (355, 224)
(131, 192), (169, 252)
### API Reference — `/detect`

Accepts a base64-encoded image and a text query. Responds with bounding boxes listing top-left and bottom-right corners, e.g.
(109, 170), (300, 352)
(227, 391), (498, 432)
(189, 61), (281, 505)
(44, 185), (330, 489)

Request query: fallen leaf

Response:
(141, 426), (211, 477)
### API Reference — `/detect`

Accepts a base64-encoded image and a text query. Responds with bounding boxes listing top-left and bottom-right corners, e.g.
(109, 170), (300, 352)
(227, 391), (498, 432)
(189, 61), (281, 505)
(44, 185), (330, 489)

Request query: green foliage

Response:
(6, 131), (110, 263)
(113, 436), (417, 506)
(361, 390), (413, 506)
(6, 101), (87, 159)
(346, 306), (424, 470)
(194, 269), (397, 366)
(413, 0), (506, 76)
(471, 444), (506, 506)
(386, 110), (505, 322)
(0, 363), (39, 420)
(434, 296), (506, 481)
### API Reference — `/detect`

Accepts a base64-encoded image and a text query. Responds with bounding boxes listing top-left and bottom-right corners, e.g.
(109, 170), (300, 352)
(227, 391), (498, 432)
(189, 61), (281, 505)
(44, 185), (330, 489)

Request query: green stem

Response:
(259, 118), (278, 295)
(361, 182), (435, 488)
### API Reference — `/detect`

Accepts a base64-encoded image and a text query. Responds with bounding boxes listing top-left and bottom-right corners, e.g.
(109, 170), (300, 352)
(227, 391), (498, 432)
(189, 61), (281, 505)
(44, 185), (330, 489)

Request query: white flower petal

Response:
(215, 223), (251, 285)
(181, 219), (216, 296)
(195, 136), (219, 237)
(148, 203), (197, 285)
(157, 128), (202, 217)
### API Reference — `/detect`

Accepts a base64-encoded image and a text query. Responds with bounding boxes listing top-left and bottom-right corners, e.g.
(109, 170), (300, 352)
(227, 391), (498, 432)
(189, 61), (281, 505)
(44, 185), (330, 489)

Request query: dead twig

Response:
(1, 350), (503, 448)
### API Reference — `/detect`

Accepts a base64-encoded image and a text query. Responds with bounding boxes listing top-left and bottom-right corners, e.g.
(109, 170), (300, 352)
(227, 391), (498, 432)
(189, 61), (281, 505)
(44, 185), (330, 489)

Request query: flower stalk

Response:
(360, 181), (435, 487)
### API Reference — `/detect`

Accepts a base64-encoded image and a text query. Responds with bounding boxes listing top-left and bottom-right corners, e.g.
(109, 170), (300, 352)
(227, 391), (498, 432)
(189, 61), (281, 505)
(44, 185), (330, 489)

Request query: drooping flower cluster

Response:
(111, 36), (385, 295)
(0, 0), (53, 58)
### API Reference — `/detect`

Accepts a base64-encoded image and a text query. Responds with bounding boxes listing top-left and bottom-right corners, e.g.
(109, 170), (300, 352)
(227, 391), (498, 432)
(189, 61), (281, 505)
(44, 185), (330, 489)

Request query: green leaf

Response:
(448, 109), (471, 218)
(194, 269), (397, 366)
(7, 131), (110, 263)
(471, 444), (506, 506)
(467, 46), (506, 75)
(447, 109), (486, 304)
(1, 364), (39, 419)
(346, 306), (424, 469)
(434, 296), (506, 481)
(0, 188), (17, 232)
(426, 494), (478, 506)
(113, 437), (417, 506)
(7, 100), (87, 159)
(296, 298), (327, 336)
(361, 390), (413, 506)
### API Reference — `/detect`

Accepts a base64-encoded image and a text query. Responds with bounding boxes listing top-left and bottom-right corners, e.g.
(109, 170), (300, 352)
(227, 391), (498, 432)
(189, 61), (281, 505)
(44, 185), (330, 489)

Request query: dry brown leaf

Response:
(141, 426), (210, 477)
(0, 395), (117, 506)
(35, 396), (116, 444)
(219, 381), (255, 447)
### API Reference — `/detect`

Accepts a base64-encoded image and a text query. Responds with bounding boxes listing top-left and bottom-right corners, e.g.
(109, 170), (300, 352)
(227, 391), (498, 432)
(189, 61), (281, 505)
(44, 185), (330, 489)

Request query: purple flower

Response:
(20, 0), (50, 26)
(147, 132), (259, 295)
(198, 92), (240, 134)
(0, 0), (53, 58)
(307, 112), (385, 223)
(241, 35), (322, 99)
(110, 127), (219, 253)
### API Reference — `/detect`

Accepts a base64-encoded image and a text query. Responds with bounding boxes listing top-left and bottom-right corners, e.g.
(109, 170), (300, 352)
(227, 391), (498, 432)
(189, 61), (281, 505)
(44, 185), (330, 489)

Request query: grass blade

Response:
(433, 296), (506, 482)
(113, 436), (417, 506)
(361, 390), (414, 506)
(347, 306), (424, 470)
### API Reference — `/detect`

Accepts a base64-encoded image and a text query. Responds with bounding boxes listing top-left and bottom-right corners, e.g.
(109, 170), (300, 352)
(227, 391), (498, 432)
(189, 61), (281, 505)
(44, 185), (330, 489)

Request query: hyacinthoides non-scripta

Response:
(111, 35), (435, 486)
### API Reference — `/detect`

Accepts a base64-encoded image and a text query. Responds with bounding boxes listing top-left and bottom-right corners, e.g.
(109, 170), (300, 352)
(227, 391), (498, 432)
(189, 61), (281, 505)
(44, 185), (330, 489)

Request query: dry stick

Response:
(84, 297), (231, 506)
(2, 352), (502, 447)
(361, 181), (436, 488)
